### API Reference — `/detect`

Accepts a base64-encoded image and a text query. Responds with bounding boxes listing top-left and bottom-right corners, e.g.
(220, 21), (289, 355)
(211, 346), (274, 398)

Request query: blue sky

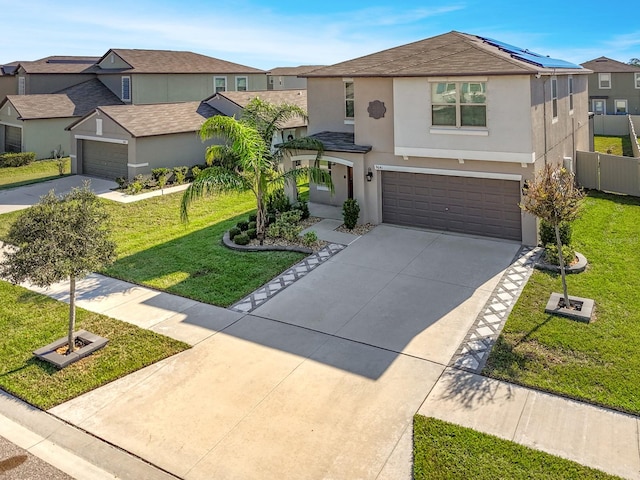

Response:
(1, 0), (638, 69)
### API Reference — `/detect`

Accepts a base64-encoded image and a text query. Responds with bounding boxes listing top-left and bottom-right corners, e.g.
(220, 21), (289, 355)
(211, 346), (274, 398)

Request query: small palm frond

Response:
(242, 98), (308, 146)
(274, 136), (324, 164)
(180, 167), (247, 222)
(273, 165), (334, 194)
(205, 144), (240, 169)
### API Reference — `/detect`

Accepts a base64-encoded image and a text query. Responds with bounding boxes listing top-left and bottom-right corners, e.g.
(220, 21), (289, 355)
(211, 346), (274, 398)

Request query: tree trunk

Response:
(256, 190), (265, 245)
(554, 224), (570, 308)
(68, 275), (76, 355)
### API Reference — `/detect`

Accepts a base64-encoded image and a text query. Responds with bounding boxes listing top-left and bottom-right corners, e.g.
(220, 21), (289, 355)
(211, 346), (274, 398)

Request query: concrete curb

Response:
(535, 251), (588, 274)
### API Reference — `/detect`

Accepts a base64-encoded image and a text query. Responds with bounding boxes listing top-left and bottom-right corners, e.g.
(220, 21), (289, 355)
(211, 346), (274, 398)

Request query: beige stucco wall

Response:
(269, 75), (307, 90)
(0, 76), (17, 101)
(307, 77), (354, 135)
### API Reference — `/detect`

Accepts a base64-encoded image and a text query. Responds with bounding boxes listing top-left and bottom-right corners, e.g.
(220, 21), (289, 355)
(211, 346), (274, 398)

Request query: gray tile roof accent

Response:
(581, 56), (640, 73)
(268, 65), (325, 76)
(18, 56), (100, 74)
(5, 79), (123, 119)
(211, 89), (307, 129)
(309, 131), (372, 153)
(99, 49), (265, 74)
(304, 31), (585, 78)
(96, 102), (222, 137)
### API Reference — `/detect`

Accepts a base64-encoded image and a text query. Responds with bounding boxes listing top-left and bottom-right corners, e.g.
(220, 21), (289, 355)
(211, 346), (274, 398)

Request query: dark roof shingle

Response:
(99, 49), (265, 74)
(580, 57), (640, 73)
(5, 79), (122, 119)
(18, 56), (99, 74)
(309, 131), (371, 153)
(304, 31), (585, 78)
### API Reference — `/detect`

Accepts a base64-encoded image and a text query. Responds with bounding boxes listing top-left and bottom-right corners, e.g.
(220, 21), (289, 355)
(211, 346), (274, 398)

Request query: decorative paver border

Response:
(229, 243), (346, 313)
(449, 246), (542, 373)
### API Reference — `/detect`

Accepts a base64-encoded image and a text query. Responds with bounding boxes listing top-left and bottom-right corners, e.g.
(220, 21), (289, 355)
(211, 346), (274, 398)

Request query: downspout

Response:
(542, 76), (547, 165)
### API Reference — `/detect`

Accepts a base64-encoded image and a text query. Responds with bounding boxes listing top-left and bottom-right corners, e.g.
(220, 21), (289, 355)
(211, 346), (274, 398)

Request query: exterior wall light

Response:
(366, 168), (373, 182)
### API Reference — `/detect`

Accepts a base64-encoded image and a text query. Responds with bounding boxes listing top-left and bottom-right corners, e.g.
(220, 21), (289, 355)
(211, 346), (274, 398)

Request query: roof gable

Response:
(304, 31), (585, 78)
(581, 56), (640, 73)
(96, 48), (265, 75)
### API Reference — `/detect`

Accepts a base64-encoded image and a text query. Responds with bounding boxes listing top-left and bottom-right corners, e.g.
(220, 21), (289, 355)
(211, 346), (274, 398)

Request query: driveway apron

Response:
(50, 225), (521, 480)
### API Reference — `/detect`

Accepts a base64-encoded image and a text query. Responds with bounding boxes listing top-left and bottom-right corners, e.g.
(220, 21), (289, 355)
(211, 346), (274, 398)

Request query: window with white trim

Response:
(592, 99), (606, 115)
(598, 73), (611, 89)
(614, 99), (628, 114)
(214, 76), (227, 93)
(344, 81), (354, 119)
(121, 76), (131, 102)
(235, 76), (248, 91)
(551, 76), (558, 120)
(568, 76), (574, 113)
(431, 81), (487, 127)
(635, 73), (640, 89)
(18, 77), (25, 95)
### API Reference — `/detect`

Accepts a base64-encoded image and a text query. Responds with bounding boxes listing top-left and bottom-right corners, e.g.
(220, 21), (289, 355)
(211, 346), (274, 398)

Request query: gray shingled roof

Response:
(308, 132), (371, 153)
(93, 102), (221, 137)
(268, 65), (325, 76)
(99, 49), (265, 74)
(211, 89), (307, 129)
(18, 56), (99, 74)
(581, 57), (640, 73)
(304, 31), (585, 78)
(5, 79), (122, 119)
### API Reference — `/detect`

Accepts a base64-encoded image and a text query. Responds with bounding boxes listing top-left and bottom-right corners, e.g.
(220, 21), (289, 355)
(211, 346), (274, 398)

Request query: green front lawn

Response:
(413, 416), (619, 479)
(0, 158), (71, 190)
(484, 191), (640, 414)
(0, 281), (189, 409)
(0, 190), (306, 307)
(593, 135), (634, 157)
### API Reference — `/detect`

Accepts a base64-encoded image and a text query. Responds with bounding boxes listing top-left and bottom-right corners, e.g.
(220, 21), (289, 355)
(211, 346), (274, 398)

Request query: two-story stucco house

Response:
(267, 66), (323, 90)
(580, 57), (640, 115)
(291, 31), (590, 245)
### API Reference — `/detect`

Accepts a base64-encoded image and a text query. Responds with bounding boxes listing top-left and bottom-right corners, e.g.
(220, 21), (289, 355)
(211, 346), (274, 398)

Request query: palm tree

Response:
(181, 99), (333, 241)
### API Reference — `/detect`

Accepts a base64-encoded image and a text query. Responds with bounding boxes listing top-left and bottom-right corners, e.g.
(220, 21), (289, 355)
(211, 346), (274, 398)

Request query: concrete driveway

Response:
(0, 175), (117, 214)
(50, 226), (520, 480)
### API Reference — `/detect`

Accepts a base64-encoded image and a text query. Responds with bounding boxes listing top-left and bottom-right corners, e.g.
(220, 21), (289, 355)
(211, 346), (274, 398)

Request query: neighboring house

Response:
(11, 56), (100, 96)
(205, 89), (308, 142)
(0, 62), (20, 101)
(67, 101), (221, 179)
(295, 31), (590, 245)
(0, 79), (122, 159)
(580, 57), (640, 115)
(94, 49), (268, 104)
(267, 66), (324, 90)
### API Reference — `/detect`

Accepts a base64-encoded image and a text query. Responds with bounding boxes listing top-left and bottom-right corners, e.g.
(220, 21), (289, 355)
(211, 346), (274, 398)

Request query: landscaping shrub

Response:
(248, 221), (257, 230)
(267, 213), (276, 225)
(246, 228), (257, 239)
(228, 226), (241, 240)
(115, 177), (127, 189)
(233, 233), (250, 245)
(0, 152), (36, 167)
(268, 210), (303, 241)
(126, 175), (146, 195)
(544, 243), (576, 266)
(301, 231), (318, 246)
(152, 168), (171, 190)
(292, 200), (310, 220)
(236, 220), (249, 231)
(248, 213), (257, 223)
(539, 220), (572, 246)
(342, 198), (360, 230)
(173, 166), (188, 184)
(266, 188), (291, 215)
(190, 165), (202, 179)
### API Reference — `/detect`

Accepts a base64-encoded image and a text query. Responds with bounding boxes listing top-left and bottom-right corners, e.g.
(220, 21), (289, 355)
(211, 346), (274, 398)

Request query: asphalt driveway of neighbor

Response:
(48, 225), (520, 480)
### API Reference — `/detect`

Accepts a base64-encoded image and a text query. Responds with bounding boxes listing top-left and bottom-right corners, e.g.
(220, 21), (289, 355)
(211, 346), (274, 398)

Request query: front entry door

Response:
(347, 167), (353, 199)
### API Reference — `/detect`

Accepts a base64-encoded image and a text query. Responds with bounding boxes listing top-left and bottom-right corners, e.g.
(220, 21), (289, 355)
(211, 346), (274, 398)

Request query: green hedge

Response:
(0, 152), (36, 168)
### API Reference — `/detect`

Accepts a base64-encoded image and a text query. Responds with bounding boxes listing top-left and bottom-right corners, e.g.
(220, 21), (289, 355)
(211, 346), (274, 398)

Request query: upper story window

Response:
(551, 76), (558, 121)
(635, 73), (640, 89)
(121, 76), (131, 102)
(344, 81), (354, 120)
(615, 99), (628, 114)
(235, 76), (248, 91)
(214, 76), (227, 93)
(598, 73), (611, 89)
(568, 76), (574, 113)
(431, 82), (487, 127)
(18, 77), (25, 95)
(592, 99), (606, 115)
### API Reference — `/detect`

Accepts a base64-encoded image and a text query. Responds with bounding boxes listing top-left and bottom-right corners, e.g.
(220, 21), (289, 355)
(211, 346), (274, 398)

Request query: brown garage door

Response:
(4, 125), (21, 152)
(82, 140), (128, 180)
(382, 171), (522, 241)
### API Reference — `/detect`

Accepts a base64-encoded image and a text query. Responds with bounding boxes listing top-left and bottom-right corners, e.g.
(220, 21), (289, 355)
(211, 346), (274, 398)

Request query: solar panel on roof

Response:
(477, 35), (582, 69)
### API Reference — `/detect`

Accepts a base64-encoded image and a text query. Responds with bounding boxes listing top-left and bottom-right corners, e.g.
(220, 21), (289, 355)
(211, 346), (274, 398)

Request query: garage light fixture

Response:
(366, 168), (373, 182)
